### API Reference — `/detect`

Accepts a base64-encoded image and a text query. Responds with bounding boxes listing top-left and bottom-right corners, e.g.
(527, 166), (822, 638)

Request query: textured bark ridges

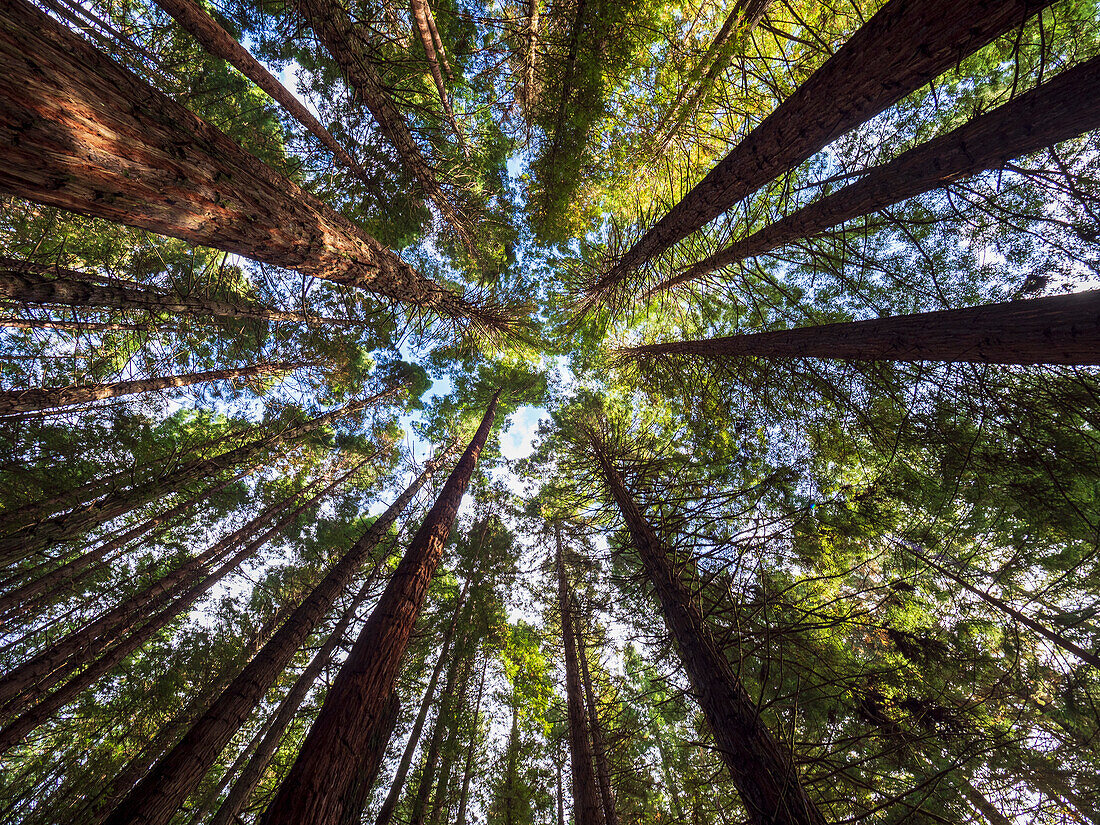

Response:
(0, 0), (487, 326)
(0, 260), (359, 327)
(655, 54), (1100, 291)
(556, 526), (604, 825)
(625, 290), (1100, 366)
(104, 447), (453, 825)
(152, 0), (375, 182)
(0, 361), (302, 415)
(599, 0), (1054, 292)
(592, 435), (826, 825)
(292, 0), (475, 255)
(260, 391), (501, 825)
(409, 0), (466, 153)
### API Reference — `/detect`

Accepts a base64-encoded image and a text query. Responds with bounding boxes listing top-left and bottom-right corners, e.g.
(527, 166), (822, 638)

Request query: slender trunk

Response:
(0, 471), (350, 752)
(0, 0), (485, 324)
(556, 526), (603, 825)
(574, 606), (617, 825)
(453, 656), (486, 825)
(896, 539), (1100, 670)
(0, 260), (359, 327)
(0, 361), (302, 416)
(338, 691), (402, 825)
(208, 570), (384, 825)
(409, 0), (465, 153)
(103, 450), (452, 825)
(625, 289), (1100, 367)
(502, 700), (520, 825)
(556, 744), (565, 825)
(657, 54), (1100, 291)
(375, 582), (472, 825)
(958, 777), (1012, 825)
(601, 0), (1055, 289)
(591, 435), (826, 825)
(292, 0), (474, 254)
(426, 652), (475, 825)
(409, 649), (470, 825)
(0, 389), (395, 563)
(0, 466), (256, 622)
(259, 392), (501, 825)
(0, 318), (147, 331)
(651, 720), (686, 822)
(152, 0), (374, 181)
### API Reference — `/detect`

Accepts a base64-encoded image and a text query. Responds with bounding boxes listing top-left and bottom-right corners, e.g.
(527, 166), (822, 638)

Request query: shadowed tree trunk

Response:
(291, 0), (475, 254)
(0, 361), (302, 416)
(409, 0), (465, 152)
(0, 388), (397, 564)
(591, 434), (826, 825)
(0, 469), (354, 753)
(624, 289), (1100, 366)
(375, 580), (472, 825)
(556, 525), (604, 825)
(654, 54), (1100, 291)
(103, 449), (453, 825)
(338, 691), (402, 825)
(0, 467), (354, 721)
(259, 390), (501, 825)
(0, 318), (147, 331)
(0, 260), (361, 327)
(453, 655), (486, 825)
(426, 647), (478, 825)
(599, 0), (1055, 291)
(0, 0), (490, 327)
(152, 0), (375, 181)
(573, 602), (617, 825)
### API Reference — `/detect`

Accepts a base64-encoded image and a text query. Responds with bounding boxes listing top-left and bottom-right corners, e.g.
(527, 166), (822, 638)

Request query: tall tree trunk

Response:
(338, 691), (402, 825)
(409, 0), (465, 153)
(0, 260), (359, 327)
(375, 580), (472, 825)
(600, 0), (1055, 291)
(556, 748), (565, 825)
(453, 655), (486, 825)
(591, 435), (826, 825)
(624, 289), (1100, 367)
(0, 470), (351, 753)
(426, 650), (476, 825)
(151, 0), (374, 182)
(556, 526), (604, 825)
(0, 467), (352, 721)
(0, 0), (489, 327)
(0, 361), (302, 416)
(207, 569), (385, 825)
(103, 449), (452, 825)
(0, 466), (256, 622)
(574, 604), (617, 825)
(259, 391), (501, 825)
(0, 388), (395, 564)
(292, 0), (475, 254)
(655, 54), (1100, 292)
(0, 317), (147, 331)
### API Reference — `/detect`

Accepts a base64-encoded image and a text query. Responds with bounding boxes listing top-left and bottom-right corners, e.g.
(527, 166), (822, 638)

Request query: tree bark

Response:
(151, 0), (375, 182)
(375, 580), (472, 825)
(0, 388), (396, 564)
(625, 289), (1100, 366)
(0, 465), (256, 622)
(574, 603), (617, 825)
(292, 0), (474, 253)
(556, 525), (604, 825)
(0, 317), (147, 331)
(103, 449), (452, 825)
(591, 435), (826, 825)
(0, 260), (360, 327)
(338, 690), (402, 825)
(0, 361), (302, 416)
(656, 54), (1100, 291)
(421, 654), (473, 825)
(453, 655), (486, 825)
(0, 0), (484, 325)
(259, 391), (500, 825)
(600, 0), (1055, 290)
(0, 468), (351, 721)
(409, 0), (465, 153)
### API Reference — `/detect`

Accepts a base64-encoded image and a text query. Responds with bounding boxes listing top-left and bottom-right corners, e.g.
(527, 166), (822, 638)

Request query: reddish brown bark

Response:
(656, 54), (1100, 291)
(0, 466), (256, 622)
(0, 469), (352, 753)
(601, 0), (1054, 290)
(0, 388), (397, 564)
(259, 391), (500, 825)
(574, 603), (617, 825)
(0, 0), (483, 324)
(0, 361), (302, 415)
(556, 526), (604, 825)
(0, 261), (356, 327)
(409, 0), (466, 153)
(591, 436), (825, 825)
(338, 690), (402, 825)
(625, 290), (1100, 366)
(152, 0), (374, 181)
(103, 450), (452, 825)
